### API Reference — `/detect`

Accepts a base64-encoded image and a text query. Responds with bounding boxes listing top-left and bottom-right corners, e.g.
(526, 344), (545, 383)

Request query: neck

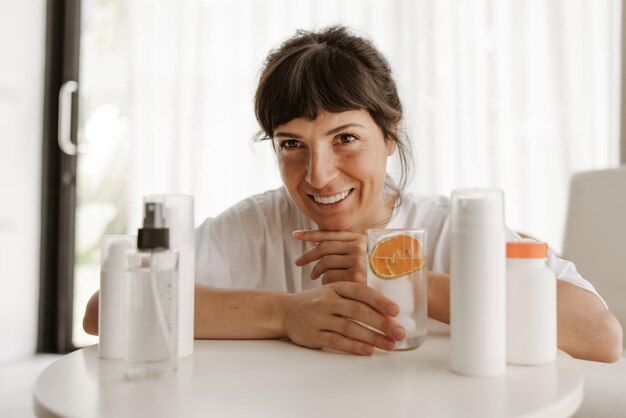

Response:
(349, 191), (398, 234)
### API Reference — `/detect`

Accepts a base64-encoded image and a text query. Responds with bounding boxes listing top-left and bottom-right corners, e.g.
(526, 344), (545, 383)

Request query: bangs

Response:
(257, 45), (380, 137)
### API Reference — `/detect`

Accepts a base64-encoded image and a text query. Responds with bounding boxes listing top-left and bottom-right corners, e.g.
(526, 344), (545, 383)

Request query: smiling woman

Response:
(83, 25), (622, 361)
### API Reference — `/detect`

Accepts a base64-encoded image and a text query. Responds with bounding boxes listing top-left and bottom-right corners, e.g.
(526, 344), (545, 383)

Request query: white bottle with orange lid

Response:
(506, 241), (557, 365)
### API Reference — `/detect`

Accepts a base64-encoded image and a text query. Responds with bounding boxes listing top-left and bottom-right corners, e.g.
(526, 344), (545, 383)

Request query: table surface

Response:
(33, 321), (583, 418)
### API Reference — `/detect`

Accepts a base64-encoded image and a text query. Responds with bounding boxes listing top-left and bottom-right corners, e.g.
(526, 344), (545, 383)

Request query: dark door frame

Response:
(38, 0), (81, 353)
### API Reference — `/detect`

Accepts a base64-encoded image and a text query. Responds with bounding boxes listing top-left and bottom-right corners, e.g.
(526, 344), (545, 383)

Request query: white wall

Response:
(0, 0), (46, 365)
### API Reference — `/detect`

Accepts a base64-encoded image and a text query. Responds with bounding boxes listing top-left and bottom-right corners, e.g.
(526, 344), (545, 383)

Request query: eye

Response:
(279, 139), (302, 149)
(336, 133), (358, 144)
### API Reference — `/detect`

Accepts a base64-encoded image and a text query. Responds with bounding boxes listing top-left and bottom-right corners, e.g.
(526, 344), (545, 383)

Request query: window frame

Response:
(38, 0), (81, 354)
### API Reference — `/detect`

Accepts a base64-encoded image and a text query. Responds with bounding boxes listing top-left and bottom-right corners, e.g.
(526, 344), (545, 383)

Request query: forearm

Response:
(83, 285), (295, 340)
(194, 284), (295, 340)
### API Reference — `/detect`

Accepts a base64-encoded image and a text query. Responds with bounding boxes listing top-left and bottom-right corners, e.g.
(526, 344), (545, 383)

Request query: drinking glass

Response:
(367, 229), (428, 350)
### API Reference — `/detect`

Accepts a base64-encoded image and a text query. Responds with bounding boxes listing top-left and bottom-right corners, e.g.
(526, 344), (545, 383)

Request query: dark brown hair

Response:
(254, 25), (413, 198)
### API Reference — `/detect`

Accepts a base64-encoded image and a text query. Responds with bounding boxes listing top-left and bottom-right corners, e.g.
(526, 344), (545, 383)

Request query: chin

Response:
(312, 216), (354, 232)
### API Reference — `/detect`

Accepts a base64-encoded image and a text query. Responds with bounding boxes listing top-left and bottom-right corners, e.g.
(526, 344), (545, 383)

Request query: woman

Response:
(85, 26), (622, 361)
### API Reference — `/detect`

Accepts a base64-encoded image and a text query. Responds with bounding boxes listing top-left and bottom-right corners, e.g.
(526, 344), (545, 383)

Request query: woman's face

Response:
(273, 109), (395, 232)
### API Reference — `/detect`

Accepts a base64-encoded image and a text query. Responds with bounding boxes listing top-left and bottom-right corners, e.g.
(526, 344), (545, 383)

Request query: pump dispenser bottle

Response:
(450, 188), (506, 377)
(125, 201), (179, 381)
(99, 235), (135, 359)
(144, 194), (194, 358)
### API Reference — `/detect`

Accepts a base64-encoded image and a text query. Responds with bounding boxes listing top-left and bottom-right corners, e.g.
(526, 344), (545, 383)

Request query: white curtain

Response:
(125, 0), (622, 254)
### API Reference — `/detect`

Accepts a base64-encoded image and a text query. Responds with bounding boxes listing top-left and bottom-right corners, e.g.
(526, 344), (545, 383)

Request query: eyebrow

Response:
(274, 123), (365, 139)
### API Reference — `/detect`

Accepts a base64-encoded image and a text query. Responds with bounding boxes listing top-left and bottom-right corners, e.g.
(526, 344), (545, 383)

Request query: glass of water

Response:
(367, 229), (428, 350)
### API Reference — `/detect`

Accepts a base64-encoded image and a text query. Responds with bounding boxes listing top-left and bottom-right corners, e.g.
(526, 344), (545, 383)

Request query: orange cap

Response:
(506, 242), (548, 258)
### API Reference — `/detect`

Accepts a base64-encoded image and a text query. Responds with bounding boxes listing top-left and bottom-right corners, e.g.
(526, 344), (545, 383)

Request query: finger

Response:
(333, 298), (405, 341)
(319, 330), (374, 356)
(321, 270), (365, 285)
(292, 229), (362, 243)
(326, 316), (396, 351)
(332, 282), (400, 317)
(310, 255), (352, 279)
(295, 241), (350, 266)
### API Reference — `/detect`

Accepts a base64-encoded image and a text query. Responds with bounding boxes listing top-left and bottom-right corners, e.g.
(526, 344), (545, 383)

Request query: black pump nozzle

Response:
(143, 202), (166, 228)
(138, 201), (169, 250)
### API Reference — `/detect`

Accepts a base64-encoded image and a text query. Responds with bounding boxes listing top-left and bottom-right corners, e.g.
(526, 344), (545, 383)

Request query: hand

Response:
(293, 229), (367, 285)
(283, 281), (406, 355)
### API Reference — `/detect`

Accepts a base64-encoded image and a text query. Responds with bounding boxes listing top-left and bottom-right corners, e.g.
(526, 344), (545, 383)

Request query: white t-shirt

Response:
(195, 187), (604, 303)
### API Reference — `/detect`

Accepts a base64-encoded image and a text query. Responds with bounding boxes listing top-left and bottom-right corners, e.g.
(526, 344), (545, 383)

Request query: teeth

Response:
(313, 190), (350, 205)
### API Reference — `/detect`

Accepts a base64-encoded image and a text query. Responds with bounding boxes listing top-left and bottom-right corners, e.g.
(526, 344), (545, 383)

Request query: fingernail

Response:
(393, 326), (405, 340)
(292, 230), (304, 237)
(386, 304), (399, 316)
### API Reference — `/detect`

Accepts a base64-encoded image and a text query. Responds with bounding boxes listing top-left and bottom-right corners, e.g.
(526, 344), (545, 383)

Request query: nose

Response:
(306, 148), (338, 189)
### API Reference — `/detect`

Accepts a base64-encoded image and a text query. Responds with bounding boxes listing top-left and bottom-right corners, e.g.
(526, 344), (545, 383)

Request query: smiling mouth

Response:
(308, 189), (354, 205)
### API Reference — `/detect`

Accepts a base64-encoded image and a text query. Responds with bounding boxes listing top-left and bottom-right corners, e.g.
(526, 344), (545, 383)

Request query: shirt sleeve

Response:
(194, 198), (267, 289)
(194, 216), (232, 288)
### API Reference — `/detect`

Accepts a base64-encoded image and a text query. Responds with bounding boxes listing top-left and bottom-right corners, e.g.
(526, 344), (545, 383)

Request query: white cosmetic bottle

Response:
(145, 194), (194, 358)
(450, 188), (506, 377)
(98, 235), (135, 359)
(506, 241), (557, 365)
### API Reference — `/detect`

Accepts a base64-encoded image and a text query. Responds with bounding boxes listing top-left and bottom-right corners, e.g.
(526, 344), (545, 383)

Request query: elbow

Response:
(601, 312), (623, 363)
(561, 308), (624, 363)
(82, 291), (100, 336)
(83, 314), (98, 336)
(590, 310), (623, 363)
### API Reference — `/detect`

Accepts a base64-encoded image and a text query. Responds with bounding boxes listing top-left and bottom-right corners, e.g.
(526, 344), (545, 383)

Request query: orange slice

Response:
(369, 234), (425, 279)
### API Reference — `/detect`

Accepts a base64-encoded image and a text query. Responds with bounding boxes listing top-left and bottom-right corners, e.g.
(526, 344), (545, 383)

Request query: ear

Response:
(386, 122), (399, 156)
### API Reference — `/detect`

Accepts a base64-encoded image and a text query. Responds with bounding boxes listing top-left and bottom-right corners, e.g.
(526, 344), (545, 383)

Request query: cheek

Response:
(278, 155), (305, 184)
(346, 149), (387, 177)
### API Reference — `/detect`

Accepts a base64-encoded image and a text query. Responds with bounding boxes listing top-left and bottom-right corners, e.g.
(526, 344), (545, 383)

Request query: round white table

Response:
(33, 321), (583, 418)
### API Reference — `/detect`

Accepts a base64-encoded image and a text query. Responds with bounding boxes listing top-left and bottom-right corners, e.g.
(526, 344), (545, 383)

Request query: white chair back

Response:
(562, 166), (626, 347)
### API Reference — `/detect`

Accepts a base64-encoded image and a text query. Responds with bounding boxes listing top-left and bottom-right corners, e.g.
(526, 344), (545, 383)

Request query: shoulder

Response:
(222, 187), (290, 221)
(401, 192), (449, 211)
(195, 187), (295, 252)
(392, 192), (450, 229)
(197, 187), (290, 232)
